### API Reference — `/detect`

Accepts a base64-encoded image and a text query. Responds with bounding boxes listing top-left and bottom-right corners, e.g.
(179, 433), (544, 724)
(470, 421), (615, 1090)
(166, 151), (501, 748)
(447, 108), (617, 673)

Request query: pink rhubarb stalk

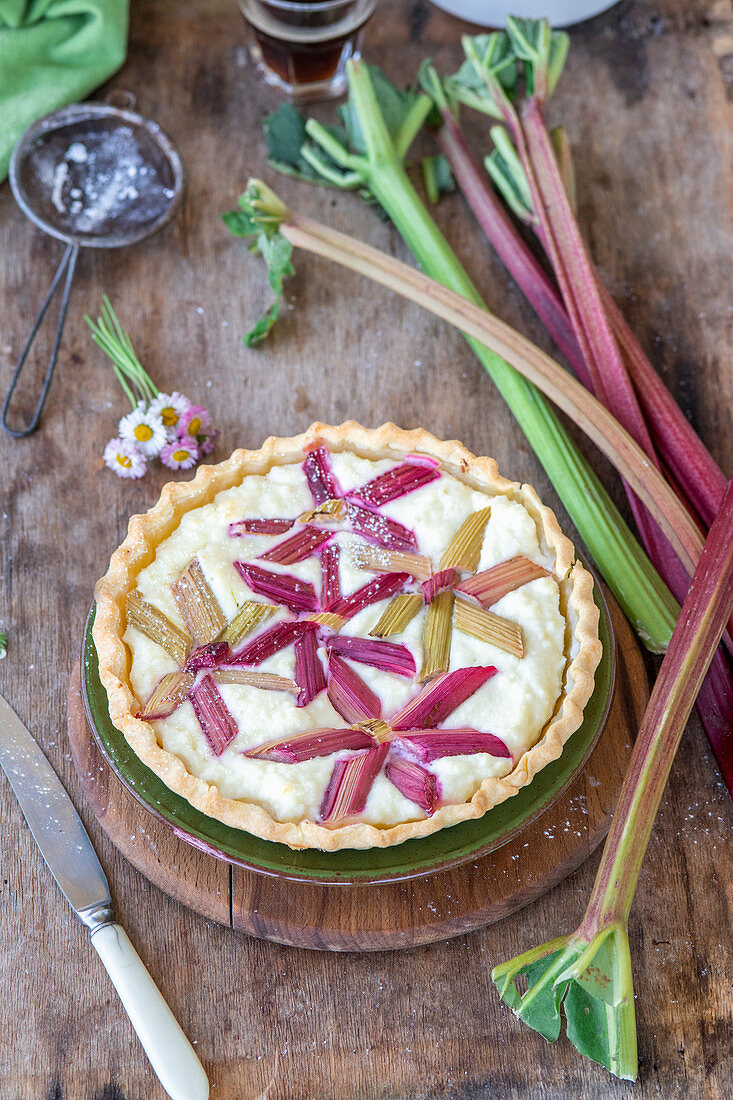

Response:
(303, 445), (341, 503)
(350, 459), (441, 506)
(186, 640), (231, 670)
(396, 727), (511, 762)
(421, 567), (461, 604)
(432, 98), (726, 531)
(493, 475), (733, 1079)
(432, 107), (591, 386)
(189, 674), (239, 756)
(245, 727), (372, 762)
(259, 525), (333, 564)
(225, 620), (316, 666)
(319, 743), (390, 820)
(320, 541), (342, 608)
(325, 571), (411, 622)
(294, 627), (327, 707)
(326, 635), (416, 678)
(455, 556), (548, 607)
(344, 500), (418, 551)
(391, 666), (498, 730)
(426, 75), (733, 791)
(235, 561), (319, 613)
(228, 518), (294, 536)
(326, 652), (382, 723)
(385, 757), (440, 814)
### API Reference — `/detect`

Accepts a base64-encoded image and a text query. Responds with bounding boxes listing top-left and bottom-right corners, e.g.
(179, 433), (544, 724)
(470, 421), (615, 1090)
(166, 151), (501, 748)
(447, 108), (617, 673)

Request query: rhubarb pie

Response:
(93, 422), (601, 851)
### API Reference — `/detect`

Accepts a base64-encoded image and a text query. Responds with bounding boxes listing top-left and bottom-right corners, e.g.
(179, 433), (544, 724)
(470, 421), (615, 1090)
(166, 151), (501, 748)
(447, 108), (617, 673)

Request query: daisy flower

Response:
(118, 403), (167, 457)
(161, 438), (200, 471)
(148, 391), (191, 436)
(179, 405), (211, 440)
(103, 437), (147, 479)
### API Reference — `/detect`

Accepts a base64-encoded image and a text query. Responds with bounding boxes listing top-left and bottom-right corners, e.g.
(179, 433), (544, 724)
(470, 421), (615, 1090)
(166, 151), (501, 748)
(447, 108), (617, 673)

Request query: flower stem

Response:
(85, 296), (160, 408)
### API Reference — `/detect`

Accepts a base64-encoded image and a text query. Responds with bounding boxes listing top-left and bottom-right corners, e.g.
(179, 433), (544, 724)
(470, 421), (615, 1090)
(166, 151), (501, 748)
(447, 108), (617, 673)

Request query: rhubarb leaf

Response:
(444, 33), (517, 118)
(505, 16), (569, 98)
(246, 231), (295, 347)
(492, 940), (574, 1042)
(224, 181), (296, 346)
(264, 103), (352, 186)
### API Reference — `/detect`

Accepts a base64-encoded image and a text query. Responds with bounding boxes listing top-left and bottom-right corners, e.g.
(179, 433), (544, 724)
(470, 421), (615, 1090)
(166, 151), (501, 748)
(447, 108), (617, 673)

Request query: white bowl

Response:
(427, 0), (618, 28)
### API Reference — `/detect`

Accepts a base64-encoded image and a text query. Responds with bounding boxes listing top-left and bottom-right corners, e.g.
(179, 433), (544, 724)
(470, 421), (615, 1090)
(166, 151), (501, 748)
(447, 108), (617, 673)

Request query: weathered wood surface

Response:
(66, 584), (645, 949)
(0, 0), (731, 1096)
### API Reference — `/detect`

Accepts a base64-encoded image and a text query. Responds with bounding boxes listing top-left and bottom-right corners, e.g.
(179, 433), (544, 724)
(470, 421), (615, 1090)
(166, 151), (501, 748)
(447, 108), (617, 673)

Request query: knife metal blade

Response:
(0, 691), (110, 925)
(0, 689), (209, 1100)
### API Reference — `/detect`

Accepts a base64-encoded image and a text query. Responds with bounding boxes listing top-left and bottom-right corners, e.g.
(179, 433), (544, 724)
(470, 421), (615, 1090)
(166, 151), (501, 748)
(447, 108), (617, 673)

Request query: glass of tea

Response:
(239, 0), (378, 102)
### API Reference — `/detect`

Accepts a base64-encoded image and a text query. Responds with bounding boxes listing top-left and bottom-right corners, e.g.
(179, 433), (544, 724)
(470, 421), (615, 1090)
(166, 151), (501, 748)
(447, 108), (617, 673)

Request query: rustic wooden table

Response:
(1, 0), (731, 1096)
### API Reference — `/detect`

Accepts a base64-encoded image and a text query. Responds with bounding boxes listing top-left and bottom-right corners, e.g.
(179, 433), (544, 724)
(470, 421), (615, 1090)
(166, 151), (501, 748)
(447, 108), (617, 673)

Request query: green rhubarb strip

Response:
(236, 63), (678, 651)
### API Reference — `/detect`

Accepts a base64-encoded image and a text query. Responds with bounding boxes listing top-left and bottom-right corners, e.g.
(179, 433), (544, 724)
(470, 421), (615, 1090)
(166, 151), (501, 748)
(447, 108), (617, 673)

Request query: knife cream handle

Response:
(91, 922), (209, 1100)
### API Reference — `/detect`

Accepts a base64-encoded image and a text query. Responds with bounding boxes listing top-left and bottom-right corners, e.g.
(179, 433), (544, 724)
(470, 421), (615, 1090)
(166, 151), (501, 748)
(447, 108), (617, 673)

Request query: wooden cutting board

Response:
(67, 588), (647, 952)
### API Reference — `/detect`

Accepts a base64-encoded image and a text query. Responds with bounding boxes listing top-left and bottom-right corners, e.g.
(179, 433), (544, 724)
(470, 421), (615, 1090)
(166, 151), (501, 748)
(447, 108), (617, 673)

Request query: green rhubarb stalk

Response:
(493, 474), (733, 1079)
(267, 206), (702, 577)
(226, 62), (678, 651)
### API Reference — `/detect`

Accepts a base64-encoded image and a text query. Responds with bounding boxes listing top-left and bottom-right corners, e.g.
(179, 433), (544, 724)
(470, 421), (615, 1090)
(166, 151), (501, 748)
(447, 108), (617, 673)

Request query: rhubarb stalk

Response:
(424, 42), (725, 530)
(225, 65), (681, 653)
(493, 476), (733, 1079)
(423, 25), (733, 786)
(230, 179), (691, 638)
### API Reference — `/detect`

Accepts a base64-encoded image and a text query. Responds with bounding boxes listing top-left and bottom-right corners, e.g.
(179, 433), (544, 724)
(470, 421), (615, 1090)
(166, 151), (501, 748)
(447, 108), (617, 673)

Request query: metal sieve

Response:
(3, 94), (185, 437)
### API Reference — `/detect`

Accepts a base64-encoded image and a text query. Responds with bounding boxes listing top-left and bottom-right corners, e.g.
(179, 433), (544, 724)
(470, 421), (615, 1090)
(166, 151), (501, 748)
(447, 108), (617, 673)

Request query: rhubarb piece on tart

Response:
(93, 422), (602, 851)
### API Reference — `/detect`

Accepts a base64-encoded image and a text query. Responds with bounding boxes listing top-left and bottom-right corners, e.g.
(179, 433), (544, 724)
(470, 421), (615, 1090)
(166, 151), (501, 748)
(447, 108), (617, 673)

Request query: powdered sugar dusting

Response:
(26, 120), (177, 239)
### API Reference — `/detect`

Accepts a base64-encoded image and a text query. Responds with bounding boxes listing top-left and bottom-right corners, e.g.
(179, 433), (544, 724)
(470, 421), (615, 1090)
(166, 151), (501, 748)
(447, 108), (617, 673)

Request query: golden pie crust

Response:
(93, 421), (602, 851)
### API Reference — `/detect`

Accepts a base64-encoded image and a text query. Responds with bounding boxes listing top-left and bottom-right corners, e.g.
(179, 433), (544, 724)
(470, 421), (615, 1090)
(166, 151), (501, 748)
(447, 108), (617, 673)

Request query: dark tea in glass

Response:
(239, 0), (377, 101)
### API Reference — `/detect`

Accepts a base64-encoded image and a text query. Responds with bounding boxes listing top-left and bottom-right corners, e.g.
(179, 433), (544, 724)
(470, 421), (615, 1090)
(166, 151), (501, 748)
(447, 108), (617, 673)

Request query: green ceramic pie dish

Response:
(81, 583), (615, 886)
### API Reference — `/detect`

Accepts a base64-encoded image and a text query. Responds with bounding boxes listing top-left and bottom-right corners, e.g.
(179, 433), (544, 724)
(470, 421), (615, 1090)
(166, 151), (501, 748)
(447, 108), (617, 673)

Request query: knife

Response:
(0, 691), (209, 1100)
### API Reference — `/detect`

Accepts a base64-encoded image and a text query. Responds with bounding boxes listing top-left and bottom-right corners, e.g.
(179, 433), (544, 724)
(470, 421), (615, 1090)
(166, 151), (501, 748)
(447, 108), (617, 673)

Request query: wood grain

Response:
(66, 587), (645, 951)
(1, 0), (732, 1097)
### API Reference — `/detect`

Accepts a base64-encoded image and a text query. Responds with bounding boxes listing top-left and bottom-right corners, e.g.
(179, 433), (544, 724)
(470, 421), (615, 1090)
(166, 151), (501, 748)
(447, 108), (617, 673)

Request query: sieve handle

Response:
(2, 241), (79, 438)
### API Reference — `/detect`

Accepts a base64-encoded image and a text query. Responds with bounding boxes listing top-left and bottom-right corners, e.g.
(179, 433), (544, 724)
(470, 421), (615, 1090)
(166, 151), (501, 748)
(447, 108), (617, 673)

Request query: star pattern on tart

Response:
(125, 443), (548, 824)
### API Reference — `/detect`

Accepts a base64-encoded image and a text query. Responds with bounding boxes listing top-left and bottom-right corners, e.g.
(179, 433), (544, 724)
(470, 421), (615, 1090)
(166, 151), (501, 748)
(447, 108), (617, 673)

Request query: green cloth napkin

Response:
(0, 0), (129, 182)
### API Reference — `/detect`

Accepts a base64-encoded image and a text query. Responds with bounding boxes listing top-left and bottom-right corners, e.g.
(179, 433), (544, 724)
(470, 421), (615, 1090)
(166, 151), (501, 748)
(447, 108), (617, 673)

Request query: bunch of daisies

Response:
(86, 297), (218, 479)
